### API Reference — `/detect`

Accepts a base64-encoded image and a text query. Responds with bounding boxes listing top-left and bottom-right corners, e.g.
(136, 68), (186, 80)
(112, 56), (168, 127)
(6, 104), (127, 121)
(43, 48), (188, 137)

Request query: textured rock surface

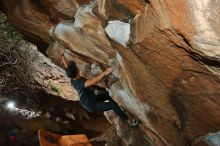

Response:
(27, 44), (78, 100)
(1, 0), (220, 145)
(105, 111), (154, 146)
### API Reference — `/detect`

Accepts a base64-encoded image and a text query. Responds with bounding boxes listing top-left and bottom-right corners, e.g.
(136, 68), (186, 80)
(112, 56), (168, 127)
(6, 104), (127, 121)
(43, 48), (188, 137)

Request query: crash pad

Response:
(38, 129), (92, 146)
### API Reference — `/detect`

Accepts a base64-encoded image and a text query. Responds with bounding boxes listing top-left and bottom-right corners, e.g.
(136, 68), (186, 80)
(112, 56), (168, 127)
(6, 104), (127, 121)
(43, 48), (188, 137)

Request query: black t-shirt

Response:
(71, 77), (97, 107)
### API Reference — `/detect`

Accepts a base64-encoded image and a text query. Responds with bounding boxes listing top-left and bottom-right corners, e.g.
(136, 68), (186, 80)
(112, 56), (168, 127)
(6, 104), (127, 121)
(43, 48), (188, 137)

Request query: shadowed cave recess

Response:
(0, 0), (220, 146)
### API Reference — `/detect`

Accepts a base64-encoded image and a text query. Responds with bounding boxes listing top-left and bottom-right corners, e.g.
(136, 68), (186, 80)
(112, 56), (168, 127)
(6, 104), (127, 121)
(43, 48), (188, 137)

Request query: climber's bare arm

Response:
(84, 68), (112, 88)
(62, 55), (68, 68)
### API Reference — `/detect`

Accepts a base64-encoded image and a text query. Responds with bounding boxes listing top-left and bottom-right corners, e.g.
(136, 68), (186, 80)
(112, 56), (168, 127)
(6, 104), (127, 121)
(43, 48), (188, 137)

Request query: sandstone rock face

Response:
(1, 0), (220, 146)
(28, 44), (78, 100)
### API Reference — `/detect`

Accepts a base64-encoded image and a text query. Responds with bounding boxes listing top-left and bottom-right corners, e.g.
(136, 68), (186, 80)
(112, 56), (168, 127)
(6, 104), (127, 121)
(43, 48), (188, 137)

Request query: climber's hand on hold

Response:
(61, 51), (68, 68)
(84, 67), (113, 88)
(104, 67), (113, 75)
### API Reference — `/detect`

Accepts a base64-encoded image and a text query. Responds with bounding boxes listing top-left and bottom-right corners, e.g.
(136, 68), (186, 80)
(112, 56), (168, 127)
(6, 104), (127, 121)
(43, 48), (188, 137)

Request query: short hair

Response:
(65, 61), (78, 78)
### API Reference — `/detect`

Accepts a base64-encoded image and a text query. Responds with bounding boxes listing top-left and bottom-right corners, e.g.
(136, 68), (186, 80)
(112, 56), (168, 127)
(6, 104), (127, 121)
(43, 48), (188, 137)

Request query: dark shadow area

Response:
(0, 88), (120, 146)
(91, 141), (107, 146)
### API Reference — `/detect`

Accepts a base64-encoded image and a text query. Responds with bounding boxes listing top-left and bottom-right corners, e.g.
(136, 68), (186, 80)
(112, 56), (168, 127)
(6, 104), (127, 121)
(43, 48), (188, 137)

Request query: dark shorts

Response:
(80, 90), (112, 112)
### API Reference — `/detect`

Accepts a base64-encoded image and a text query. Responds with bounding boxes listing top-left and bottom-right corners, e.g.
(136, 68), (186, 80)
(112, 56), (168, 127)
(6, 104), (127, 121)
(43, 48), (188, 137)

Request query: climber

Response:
(61, 50), (140, 127)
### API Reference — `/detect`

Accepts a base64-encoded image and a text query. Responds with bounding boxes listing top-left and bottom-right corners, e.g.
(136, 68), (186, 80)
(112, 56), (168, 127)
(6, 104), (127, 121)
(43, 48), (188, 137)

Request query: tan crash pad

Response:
(38, 129), (92, 146)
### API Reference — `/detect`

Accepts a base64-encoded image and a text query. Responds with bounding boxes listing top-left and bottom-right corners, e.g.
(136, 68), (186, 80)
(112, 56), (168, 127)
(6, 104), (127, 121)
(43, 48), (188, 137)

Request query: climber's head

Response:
(65, 61), (80, 79)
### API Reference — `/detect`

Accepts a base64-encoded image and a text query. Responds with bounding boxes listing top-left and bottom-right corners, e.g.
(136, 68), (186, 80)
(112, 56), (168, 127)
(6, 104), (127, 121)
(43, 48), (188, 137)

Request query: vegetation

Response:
(0, 11), (40, 107)
(0, 12), (22, 43)
(48, 80), (60, 93)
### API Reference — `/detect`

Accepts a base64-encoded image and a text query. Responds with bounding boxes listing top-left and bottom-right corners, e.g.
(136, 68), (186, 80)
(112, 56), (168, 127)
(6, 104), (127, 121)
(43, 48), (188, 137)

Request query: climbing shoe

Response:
(127, 119), (141, 128)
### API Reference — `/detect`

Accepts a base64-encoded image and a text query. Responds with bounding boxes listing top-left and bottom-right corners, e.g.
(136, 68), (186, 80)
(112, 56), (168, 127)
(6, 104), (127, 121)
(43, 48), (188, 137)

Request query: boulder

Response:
(1, 0), (220, 145)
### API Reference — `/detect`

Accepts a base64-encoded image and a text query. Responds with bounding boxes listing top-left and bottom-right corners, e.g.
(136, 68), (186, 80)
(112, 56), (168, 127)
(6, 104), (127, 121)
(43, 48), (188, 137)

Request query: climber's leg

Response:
(92, 101), (128, 120)
(93, 90), (114, 102)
